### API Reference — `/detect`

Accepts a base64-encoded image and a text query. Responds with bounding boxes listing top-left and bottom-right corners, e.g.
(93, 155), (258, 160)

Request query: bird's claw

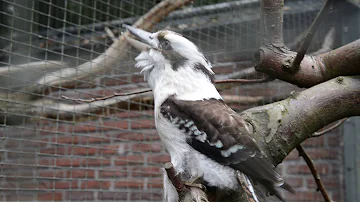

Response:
(184, 182), (206, 191)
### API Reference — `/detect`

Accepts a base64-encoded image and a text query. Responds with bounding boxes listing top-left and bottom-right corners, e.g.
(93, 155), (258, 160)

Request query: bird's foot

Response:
(184, 177), (206, 191)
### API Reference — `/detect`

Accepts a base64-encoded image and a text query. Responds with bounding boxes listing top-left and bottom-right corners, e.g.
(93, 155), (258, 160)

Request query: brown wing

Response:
(160, 96), (289, 193)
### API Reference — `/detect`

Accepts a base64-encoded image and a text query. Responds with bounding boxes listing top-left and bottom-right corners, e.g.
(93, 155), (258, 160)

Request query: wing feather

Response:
(160, 96), (288, 191)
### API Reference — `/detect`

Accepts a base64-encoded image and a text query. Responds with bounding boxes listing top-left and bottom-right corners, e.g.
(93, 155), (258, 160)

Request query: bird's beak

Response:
(123, 25), (153, 51)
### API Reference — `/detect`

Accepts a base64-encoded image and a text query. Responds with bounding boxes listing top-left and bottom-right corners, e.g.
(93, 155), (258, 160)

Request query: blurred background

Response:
(0, 0), (359, 201)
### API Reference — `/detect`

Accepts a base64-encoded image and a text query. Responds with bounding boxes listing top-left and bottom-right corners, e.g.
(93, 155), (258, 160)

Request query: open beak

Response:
(123, 25), (153, 51)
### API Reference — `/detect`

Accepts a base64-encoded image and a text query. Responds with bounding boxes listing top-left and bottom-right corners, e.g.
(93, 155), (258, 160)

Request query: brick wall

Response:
(0, 49), (345, 201)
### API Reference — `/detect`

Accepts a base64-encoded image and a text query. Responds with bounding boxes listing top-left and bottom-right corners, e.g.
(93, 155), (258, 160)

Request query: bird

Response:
(124, 25), (294, 202)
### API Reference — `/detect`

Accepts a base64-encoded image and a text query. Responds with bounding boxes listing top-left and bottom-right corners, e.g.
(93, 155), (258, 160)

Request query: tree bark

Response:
(240, 76), (360, 164)
(256, 39), (360, 88)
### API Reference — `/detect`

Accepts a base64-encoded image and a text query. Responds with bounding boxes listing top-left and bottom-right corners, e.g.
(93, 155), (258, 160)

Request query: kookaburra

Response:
(124, 25), (294, 202)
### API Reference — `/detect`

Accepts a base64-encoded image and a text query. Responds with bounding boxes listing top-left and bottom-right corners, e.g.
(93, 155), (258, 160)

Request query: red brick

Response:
(147, 154), (170, 164)
(79, 136), (111, 144)
(131, 75), (146, 83)
(212, 64), (235, 74)
(285, 191), (323, 201)
(99, 191), (128, 200)
(48, 136), (79, 145)
(85, 158), (111, 166)
(100, 144), (129, 155)
(100, 76), (128, 86)
(53, 181), (78, 189)
(130, 119), (155, 129)
(40, 147), (67, 155)
(39, 159), (55, 166)
(147, 178), (163, 188)
(39, 170), (65, 178)
(55, 158), (83, 167)
(304, 148), (339, 160)
(327, 135), (341, 147)
(301, 135), (325, 147)
(114, 155), (144, 165)
(81, 180), (110, 189)
(99, 170), (128, 178)
(285, 177), (303, 188)
(113, 110), (153, 118)
(72, 147), (97, 155)
(114, 132), (160, 141)
(65, 191), (94, 200)
(103, 120), (129, 129)
(287, 164), (330, 175)
(132, 143), (162, 153)
(115, 179), (144, 188)
(67, 169), (95, 178)
(283, 150), (300, 161)
(130, 192), (162, 200)
(38, 192), (62, 201)
(306, 176), (340, 189)
(132, 166), (161, 177)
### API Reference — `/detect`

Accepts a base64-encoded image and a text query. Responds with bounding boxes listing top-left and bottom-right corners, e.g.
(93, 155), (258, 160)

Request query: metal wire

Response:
(0, 0), (351, 201)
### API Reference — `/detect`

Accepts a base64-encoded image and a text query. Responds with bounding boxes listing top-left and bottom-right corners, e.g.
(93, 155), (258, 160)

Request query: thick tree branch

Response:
(256, 38), (360, 88)
(240, 76), (360, 164)
(257, 0), (359, 88)
(260, 0), (284, 45)
(297, 145), (332, 202)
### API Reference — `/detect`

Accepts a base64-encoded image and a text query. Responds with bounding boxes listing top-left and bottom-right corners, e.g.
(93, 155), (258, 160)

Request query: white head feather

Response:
(133, 30), (222, 106)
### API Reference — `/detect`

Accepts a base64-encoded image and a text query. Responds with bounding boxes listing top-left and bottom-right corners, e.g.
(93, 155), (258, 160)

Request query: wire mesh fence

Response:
(0, 0), (358, 201)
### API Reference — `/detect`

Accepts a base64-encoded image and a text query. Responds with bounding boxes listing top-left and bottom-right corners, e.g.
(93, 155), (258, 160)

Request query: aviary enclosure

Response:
(0, 0), (359, 201)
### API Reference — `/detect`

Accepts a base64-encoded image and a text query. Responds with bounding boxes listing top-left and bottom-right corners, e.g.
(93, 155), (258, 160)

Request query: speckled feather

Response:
(160, 96), (285, 187)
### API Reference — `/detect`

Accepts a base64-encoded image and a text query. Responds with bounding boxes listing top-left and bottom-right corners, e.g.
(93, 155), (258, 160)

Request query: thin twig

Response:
(291, 0), (332, 72)
(61, 76), (275, 104)
(312, 117), (348, 137)
(297, 145), (332, 202)
(61, 89), (152, 103)
(215, 76), (274, 84)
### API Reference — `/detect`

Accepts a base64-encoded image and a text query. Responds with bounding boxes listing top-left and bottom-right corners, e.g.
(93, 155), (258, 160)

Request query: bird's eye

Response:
(161, 40), (171, 50)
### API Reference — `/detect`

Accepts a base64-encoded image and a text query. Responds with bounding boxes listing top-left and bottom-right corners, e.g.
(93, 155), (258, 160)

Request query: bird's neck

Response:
(147, 63), (222, 108)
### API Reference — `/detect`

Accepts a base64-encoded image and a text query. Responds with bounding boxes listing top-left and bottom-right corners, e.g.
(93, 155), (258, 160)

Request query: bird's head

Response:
(124, 25), (221, 102)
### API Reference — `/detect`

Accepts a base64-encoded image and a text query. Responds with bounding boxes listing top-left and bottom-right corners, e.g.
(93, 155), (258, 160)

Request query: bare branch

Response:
(215, 76), (274, 84)
(291, 0), (332, 72)
(104, 26), (118, 42)
(260, 0), (284, 45)
(0, 61), (65, 75)
(21, 0), (192, 96)
(312, 117), (348, 137)
(296, 145), (332, 202)
(61, 89), (152, 103)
